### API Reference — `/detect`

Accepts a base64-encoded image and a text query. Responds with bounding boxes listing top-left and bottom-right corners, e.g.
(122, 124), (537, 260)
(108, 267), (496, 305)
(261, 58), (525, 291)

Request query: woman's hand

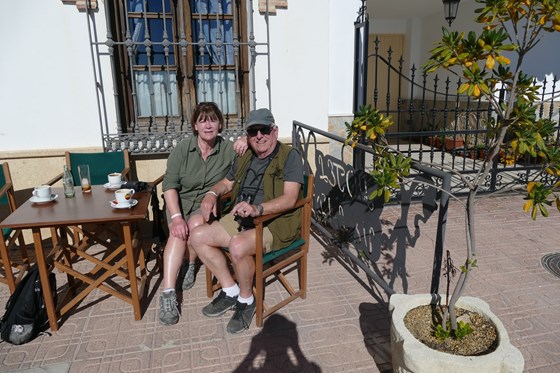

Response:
(201, 193), (219, 223)
(170, 216), (189, 241)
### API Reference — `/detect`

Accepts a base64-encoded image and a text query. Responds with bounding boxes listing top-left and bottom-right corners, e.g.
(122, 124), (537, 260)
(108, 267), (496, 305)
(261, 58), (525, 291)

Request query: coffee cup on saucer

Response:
(114, 188), (135, 206)
(33, 185), (52, 200)
(108, 172), (122, 187)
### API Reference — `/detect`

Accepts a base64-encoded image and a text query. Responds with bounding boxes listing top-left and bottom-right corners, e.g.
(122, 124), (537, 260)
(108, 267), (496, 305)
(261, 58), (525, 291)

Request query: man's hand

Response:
(233, 136), (248, 156)
(231, 201), (259, 219)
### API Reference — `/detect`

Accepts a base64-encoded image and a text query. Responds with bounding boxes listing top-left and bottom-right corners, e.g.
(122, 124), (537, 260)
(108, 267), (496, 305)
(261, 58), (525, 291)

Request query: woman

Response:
(159, 102), (246, 325)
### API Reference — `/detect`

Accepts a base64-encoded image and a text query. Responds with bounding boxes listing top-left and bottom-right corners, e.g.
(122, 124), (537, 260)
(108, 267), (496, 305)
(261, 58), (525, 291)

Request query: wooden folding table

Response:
(0, 185), (152, 331)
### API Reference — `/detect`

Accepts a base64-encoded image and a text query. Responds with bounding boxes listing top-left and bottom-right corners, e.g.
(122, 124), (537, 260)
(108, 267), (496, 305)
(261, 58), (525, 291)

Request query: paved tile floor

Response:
(0, 194), (559, 372)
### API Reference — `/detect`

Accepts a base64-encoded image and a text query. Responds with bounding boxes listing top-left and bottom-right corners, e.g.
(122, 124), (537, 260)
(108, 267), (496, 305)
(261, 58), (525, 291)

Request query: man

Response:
(190, 108), (304, 333)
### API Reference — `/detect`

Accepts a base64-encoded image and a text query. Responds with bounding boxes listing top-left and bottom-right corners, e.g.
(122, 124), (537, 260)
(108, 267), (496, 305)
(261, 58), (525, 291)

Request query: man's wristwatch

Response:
(256, 204), (264, 216)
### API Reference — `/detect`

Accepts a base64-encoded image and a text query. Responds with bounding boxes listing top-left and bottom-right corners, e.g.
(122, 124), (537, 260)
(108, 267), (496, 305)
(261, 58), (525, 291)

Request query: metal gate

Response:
(354, 26), (560, 195)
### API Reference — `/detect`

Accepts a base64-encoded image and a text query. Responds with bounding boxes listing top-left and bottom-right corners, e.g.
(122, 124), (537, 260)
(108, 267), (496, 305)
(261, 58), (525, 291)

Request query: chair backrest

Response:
(65, 150), (130, 186)
(0, 163), (17, 211)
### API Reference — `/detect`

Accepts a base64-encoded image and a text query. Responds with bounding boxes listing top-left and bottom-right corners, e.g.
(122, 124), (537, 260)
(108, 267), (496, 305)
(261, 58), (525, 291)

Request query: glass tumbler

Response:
(78, 164), (92, 193)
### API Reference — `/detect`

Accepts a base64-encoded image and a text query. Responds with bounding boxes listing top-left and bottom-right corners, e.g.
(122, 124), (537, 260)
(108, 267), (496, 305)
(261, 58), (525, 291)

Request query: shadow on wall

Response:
(312, 148), (439, 296)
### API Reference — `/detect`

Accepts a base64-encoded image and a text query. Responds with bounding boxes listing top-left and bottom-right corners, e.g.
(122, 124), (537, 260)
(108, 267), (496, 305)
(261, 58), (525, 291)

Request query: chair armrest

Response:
(151, 174), (164, 186)
(45, 172), (63, 186)
(122, 167), (131, 179)
(0, 183), (11, 199)
(252, 197), (308, 226)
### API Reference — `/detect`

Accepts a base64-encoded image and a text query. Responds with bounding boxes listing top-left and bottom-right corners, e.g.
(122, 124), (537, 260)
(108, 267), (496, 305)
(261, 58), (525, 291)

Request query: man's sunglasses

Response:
(247, 126), (273, 137)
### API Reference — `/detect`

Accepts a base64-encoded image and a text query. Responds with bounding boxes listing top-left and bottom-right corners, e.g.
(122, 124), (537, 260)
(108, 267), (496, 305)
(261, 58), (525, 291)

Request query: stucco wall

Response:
(0, 0), (107, 152)
(3, 1), (353, 154)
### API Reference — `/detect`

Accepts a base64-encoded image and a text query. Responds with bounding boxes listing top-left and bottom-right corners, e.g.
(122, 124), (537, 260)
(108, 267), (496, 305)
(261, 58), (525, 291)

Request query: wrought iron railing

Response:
(357, 36), (560, 195)
(84, 0), (270, 155)
(292, 120), (452, 295)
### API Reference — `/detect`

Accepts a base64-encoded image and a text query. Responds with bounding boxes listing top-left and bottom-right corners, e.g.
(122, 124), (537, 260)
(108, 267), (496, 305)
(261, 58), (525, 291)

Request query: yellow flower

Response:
(495, 55), (511, 65)
(472, 84), (481, 97)
(485, 55), (495, 70)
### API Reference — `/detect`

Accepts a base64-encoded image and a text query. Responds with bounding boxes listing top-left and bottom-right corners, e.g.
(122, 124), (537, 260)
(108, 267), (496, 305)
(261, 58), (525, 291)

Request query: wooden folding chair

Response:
(45, 150), (132, 251)
(206, 173), (314, 327)
(65, 150), (131, 186)
(0, 162), (30, 293)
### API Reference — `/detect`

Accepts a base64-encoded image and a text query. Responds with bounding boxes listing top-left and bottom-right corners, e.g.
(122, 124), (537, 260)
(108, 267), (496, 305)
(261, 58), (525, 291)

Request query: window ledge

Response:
(61, 0), (98, 13)
(259, 0), (288, 15)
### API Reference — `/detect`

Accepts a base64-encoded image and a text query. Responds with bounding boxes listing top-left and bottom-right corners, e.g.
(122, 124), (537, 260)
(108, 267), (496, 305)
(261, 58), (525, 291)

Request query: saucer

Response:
(110, 199), (138, 209)
(30, 194), (58, 204)
(103, 182), (124, 190)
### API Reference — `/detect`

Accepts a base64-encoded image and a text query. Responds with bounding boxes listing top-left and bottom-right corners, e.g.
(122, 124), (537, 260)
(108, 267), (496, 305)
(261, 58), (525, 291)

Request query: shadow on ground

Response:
(233, 314), (321, 373)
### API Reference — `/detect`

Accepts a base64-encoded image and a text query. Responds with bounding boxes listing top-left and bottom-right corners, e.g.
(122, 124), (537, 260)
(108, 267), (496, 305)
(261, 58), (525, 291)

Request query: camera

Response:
(235, 192), (255, 230)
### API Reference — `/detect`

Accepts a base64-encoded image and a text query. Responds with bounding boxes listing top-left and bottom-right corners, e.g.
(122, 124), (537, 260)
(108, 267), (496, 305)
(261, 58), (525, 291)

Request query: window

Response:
(107, 0), (248, 132)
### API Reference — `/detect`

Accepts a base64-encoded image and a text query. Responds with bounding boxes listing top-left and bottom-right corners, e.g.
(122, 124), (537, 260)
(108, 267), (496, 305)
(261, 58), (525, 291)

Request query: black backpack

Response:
(0, 264), (56, 345)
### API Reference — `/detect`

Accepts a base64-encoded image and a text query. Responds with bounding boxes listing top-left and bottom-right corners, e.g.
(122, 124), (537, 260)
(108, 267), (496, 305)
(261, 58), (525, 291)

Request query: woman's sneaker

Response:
(159, 290), (179, 325)
(181, 262), (196, 290)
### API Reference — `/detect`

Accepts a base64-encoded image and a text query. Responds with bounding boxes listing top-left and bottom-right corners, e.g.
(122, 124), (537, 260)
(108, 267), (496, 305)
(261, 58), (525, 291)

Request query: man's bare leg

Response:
(190, 221), (241, 317)
(227, 231), (257, 298)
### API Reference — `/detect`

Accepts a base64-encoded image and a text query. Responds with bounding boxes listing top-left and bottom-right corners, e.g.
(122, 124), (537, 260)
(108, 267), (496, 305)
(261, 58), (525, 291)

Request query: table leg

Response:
(122, 222), (141, 320)
(0, 236), (16, 293)
(32, 228), (59, 332)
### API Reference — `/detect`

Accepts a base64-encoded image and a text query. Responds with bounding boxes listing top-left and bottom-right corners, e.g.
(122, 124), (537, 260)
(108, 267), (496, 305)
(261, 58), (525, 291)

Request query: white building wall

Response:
(252, 0), (361, 137)
(328, 0), (363, 118)
(2, 1), (361, 149)
(3, 1), (556, 153)
(0, 0), (106, 152)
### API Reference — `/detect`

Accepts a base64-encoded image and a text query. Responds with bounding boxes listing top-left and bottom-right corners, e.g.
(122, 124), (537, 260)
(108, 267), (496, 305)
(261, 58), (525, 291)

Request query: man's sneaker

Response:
(181, 262), (196, 290)
(226, 301), (256, 334)
(202, 291), (237, 317)
(159, 290), (179, 325)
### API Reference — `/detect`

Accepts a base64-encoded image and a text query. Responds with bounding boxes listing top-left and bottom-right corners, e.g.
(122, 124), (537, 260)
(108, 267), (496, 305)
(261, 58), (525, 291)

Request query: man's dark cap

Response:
(245, 108), (275, 129)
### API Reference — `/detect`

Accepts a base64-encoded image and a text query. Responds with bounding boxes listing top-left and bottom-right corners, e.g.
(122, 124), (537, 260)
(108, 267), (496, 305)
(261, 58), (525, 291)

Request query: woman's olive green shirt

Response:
(162, 136), (235, 215)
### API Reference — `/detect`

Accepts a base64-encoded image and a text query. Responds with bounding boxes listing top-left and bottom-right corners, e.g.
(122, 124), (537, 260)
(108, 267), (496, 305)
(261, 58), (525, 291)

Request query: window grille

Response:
(84, 0), (270, 154)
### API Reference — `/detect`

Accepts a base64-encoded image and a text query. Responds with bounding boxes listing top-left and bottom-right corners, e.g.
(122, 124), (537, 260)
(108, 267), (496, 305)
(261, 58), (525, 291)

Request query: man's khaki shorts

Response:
(219, 213), (274, 253)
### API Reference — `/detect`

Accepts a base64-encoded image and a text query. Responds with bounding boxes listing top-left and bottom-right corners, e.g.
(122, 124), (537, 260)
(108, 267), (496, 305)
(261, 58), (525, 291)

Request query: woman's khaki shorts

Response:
(219, 213), (274, 253)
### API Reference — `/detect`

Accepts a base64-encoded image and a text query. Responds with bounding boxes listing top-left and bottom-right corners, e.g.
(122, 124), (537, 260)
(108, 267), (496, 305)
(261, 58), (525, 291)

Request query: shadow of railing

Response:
(292, 120), (452, 371)
(292, 120), (451, 297)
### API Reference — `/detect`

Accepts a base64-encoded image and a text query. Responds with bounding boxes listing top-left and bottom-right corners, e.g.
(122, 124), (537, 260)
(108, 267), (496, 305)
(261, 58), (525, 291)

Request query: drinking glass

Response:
(78, 164), (92, 193)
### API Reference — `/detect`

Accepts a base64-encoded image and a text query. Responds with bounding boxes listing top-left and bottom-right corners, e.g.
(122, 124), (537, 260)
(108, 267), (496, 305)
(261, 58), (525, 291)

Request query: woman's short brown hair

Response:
(191, 102), (224, 135)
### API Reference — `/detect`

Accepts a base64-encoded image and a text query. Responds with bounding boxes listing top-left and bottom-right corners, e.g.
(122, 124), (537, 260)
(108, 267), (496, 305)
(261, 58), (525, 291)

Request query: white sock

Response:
(223, 284), (240, 298)
(238, 295), (254, 305)
(163, 288), (174, 293)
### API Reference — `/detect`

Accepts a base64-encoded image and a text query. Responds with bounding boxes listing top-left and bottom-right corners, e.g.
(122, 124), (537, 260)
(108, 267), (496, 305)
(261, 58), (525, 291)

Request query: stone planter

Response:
(389, 294), (524, 373)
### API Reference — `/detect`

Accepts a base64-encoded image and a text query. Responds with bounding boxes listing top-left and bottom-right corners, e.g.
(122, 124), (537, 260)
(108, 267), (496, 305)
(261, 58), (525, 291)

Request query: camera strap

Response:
(240, 142), (280, 203)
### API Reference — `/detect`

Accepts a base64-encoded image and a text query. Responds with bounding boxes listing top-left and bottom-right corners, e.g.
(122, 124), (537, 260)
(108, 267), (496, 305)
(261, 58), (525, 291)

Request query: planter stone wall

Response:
(389, 294), (524, 373)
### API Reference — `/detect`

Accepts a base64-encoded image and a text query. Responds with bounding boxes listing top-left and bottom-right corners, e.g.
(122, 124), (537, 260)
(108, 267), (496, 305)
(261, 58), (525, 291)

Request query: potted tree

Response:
(346, 1), (560, 371)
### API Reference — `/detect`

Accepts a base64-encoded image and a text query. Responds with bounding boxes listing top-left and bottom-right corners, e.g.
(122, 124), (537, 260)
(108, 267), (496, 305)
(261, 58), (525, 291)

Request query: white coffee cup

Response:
(33, 185), (52, 200)
(115, 188), (135, 205)
(108, 172), (122, 186)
